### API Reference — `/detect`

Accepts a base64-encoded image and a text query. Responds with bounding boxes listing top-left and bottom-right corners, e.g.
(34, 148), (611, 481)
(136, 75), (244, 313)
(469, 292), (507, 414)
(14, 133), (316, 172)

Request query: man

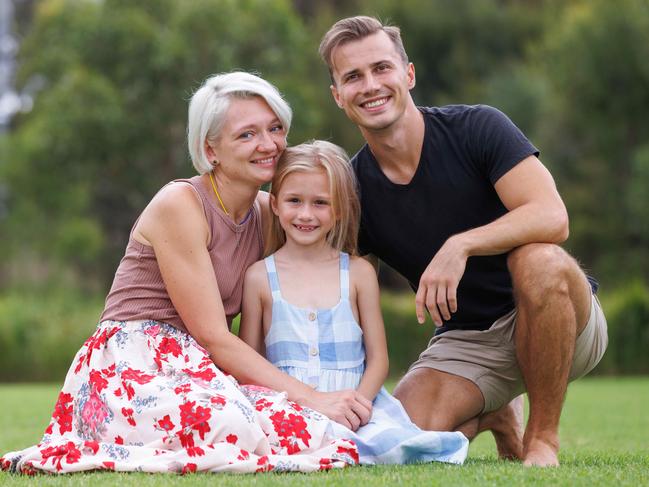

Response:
(318, 16), (608, 467)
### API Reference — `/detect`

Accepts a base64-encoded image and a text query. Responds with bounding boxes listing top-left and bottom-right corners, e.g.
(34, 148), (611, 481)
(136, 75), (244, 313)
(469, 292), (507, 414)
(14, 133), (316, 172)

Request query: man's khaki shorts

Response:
(408, 294), (608, 413)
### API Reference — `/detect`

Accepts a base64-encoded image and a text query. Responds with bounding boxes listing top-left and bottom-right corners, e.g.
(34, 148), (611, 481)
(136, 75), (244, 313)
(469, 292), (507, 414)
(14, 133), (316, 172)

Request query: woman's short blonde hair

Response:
(265, 140), (360, 256)
(187, 72), (292, 174)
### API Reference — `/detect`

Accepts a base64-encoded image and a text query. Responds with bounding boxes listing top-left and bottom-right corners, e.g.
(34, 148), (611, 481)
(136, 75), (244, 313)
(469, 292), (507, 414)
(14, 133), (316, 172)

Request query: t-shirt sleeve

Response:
(468, 105), (539, 184)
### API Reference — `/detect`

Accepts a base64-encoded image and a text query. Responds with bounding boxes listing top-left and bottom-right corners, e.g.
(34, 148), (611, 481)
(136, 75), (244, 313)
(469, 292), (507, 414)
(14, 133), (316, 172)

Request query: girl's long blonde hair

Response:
(265, 140), (360, 256)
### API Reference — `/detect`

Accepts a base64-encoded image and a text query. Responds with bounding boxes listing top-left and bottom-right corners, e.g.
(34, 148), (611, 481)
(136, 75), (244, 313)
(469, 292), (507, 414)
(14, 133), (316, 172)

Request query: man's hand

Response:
(415, 236), (469, 326)
(303, 389), (373, 431)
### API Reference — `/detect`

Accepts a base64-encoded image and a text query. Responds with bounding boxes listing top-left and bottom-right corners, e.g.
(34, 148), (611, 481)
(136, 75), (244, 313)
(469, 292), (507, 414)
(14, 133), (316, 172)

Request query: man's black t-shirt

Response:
(352, 105), (539, 334)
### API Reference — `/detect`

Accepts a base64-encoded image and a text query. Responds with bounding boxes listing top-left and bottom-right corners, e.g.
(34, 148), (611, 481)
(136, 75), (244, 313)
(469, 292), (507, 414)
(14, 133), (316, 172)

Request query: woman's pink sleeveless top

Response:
(100, 176), (264, 332)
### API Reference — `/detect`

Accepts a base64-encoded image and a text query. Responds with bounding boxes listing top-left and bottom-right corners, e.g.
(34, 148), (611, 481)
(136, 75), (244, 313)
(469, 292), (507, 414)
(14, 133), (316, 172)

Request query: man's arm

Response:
(415, 155), (568, 325)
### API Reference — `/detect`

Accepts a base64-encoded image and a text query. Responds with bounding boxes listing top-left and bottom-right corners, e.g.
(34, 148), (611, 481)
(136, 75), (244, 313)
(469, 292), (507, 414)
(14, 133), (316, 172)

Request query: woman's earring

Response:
(212, 160), (219, 166)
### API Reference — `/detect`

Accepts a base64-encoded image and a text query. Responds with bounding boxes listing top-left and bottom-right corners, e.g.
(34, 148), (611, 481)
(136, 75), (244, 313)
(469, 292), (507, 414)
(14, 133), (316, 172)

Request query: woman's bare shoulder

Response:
(136, 182), (206, 245)
(151, 181), (203, 213)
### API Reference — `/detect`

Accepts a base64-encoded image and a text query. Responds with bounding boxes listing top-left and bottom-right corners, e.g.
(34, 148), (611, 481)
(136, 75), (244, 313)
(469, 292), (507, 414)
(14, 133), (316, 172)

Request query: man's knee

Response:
(394, 368), (483, 431)
(508, 244), (578, 305)
(393, 368), (436, 415)
(510, 244), (593, 337)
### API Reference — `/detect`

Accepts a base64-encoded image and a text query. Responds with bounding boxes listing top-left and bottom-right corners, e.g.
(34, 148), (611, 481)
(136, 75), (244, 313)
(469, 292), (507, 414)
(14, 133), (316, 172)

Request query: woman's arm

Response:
(138, 184), (372, 430)
(351, 257), (389, 402)
(238, 261), (267, 356)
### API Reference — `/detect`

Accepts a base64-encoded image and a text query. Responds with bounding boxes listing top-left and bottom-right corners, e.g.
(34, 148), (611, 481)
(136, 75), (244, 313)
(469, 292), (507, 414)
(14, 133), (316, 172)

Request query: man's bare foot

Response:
(478, 395), (525, 460)
(523, 438), (559, 467)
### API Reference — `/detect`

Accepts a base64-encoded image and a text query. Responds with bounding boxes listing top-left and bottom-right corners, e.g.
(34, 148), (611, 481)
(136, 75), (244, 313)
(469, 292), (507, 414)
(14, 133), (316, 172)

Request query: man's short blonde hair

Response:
(319, 16), (408, 82)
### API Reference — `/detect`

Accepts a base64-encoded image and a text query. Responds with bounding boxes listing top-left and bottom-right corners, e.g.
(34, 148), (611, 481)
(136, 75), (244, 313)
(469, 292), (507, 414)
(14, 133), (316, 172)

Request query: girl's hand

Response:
(302, 389), (372, 431)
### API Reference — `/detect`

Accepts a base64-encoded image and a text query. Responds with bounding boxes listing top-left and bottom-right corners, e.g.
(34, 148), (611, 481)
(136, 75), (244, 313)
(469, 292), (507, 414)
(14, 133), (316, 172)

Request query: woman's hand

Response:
(301, 389), (373, 431)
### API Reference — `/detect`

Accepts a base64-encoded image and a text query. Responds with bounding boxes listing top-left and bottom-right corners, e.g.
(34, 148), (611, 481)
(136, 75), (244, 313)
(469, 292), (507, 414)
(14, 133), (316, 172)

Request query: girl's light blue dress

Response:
(263, 253), (469, 465)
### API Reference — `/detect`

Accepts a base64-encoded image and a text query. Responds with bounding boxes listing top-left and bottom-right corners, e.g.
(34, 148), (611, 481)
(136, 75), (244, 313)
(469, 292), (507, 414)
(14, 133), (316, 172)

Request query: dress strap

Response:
(264, 255), (282, 301)
(340, 252), (350, 300)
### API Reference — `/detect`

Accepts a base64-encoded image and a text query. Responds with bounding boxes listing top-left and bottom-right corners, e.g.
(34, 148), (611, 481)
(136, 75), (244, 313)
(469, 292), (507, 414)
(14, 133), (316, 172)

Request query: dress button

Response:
(308, 312), (316, 321)
(310, 347), (319, 356)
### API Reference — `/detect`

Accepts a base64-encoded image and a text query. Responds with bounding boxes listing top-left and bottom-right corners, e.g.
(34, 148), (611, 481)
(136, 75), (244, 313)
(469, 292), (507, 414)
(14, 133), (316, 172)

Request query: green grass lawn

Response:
(1, 377), (647, 486)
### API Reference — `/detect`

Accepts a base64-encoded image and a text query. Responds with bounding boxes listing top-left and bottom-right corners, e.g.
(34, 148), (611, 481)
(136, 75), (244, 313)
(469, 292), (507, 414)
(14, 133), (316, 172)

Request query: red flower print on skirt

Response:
(269, 410), (312, 454)
(179, 400), (212, 441)
(0, 320), (358, 474)
(39, 442), (81, 472)
(50, 392), (74, 435)
(80, 391), (109, 433)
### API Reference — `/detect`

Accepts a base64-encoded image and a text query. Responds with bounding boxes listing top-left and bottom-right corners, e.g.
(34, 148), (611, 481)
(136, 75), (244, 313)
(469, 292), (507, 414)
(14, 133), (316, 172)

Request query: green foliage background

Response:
(1, 285), (647, 382)
(1, 0), (648, 379)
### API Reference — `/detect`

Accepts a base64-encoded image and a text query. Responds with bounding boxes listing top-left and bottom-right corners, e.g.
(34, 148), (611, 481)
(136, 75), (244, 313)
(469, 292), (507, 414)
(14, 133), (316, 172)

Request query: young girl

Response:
(239, 140), (468, 465)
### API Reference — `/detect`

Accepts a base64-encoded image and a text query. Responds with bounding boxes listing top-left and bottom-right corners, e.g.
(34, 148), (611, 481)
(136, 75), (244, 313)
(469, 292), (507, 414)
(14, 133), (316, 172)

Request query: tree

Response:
(0, 0), (315, 289)
(535, 0), (649, 283)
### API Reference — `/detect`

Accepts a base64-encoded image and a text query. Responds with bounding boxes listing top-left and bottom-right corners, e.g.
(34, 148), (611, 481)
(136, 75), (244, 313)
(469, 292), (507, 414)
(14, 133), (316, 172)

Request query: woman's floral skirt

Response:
(0, 320), (358, 474)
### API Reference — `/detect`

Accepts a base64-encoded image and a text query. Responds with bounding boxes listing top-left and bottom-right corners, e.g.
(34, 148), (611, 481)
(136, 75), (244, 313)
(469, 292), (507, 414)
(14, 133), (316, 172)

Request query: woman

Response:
(0, 72), (370, 474)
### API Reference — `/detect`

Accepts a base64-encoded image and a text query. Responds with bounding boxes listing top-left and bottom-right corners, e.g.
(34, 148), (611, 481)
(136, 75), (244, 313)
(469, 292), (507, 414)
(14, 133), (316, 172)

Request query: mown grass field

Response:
(1, 377), (647, 486)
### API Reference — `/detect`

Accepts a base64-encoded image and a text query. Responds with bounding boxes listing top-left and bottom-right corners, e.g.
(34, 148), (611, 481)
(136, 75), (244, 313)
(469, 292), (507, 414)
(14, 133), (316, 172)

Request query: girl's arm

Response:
(351, 257), (389, 402)
(138, 183), (372, 430)
(239, 261), (267, 356)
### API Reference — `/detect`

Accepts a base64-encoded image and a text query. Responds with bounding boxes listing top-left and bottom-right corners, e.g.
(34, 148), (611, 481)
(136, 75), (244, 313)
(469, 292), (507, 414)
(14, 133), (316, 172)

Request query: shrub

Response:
(0, 282), (646, 382)
(381, 292), (436, 378)
(0, 291), (103, 382)
(381, 284), (649, 378)
(596, 280), (649, 374)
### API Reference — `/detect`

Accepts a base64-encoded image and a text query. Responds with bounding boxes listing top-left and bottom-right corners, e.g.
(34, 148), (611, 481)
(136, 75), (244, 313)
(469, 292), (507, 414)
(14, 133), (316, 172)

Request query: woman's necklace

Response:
(208, 171), (229, 216)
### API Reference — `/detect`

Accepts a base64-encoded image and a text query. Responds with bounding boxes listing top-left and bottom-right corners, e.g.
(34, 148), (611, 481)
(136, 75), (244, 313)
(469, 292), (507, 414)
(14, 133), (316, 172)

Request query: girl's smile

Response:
(272, 169), (336, 249)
